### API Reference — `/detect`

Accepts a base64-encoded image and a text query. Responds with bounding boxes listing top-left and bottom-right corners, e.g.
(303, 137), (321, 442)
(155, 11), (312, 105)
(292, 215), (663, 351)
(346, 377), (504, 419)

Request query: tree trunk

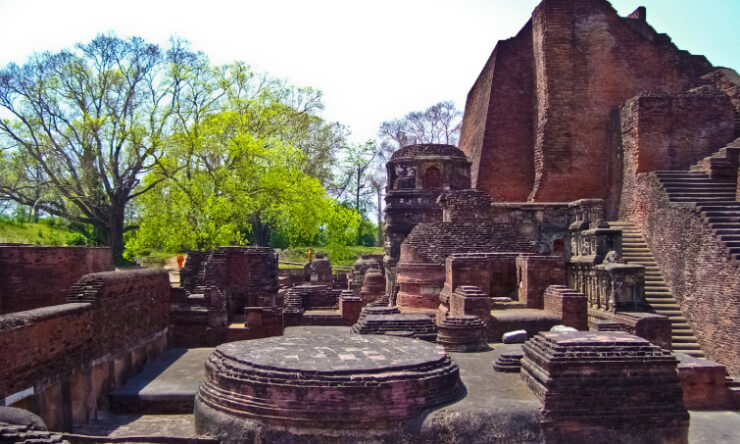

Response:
(356, 167), (362, 245)
(251, 215), (271, 246)
(106, 203), (126, 264)
(376, 187), (383, 247)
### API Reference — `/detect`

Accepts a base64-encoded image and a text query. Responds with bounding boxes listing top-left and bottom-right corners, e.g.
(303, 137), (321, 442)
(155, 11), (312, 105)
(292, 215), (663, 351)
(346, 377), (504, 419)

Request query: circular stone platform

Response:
(195, 334), (463, 440)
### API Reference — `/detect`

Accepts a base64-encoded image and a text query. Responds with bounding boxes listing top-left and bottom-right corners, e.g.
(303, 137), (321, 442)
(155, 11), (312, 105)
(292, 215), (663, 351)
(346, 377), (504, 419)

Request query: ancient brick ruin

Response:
(2, 0), (740, 442)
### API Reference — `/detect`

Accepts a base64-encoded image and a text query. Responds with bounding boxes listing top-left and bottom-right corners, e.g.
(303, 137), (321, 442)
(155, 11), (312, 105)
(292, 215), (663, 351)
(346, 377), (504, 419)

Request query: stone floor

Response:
(108, 347), (211, 413)
(73, 326), (740, 443)
(74, 412), (198, 438)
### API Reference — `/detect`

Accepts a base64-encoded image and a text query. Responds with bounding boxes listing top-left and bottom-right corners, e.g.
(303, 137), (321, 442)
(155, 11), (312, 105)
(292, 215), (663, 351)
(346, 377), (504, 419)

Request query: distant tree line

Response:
(0, 33), (461, 262)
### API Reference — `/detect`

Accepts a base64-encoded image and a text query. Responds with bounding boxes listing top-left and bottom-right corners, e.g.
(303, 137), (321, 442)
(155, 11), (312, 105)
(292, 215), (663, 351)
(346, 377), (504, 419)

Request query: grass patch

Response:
(0, 220), (82, 246)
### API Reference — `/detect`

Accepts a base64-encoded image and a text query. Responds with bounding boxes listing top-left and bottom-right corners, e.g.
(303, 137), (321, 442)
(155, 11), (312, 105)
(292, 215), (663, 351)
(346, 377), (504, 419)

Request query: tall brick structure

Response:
(460, 0), (717, 206)
(383, 144), (471, 294)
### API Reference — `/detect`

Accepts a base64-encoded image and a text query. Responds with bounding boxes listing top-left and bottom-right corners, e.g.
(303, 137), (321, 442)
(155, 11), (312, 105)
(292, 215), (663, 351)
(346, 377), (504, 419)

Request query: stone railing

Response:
(568, 260), (647, 313)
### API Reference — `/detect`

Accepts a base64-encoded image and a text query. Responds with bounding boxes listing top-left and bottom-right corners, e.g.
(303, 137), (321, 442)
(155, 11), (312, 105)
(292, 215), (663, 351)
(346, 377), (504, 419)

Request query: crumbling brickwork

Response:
(0, 269), (170, 431)
(0, 246), (113, 314)
(181, 247), (278, 320)
(619, 88), (734, 174)
(521, 331), (688, 443)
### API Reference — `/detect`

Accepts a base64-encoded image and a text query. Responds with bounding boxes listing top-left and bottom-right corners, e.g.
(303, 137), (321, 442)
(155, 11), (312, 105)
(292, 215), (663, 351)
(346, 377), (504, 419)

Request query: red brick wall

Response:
(461, 0), (715, 204)
(0, 246), (113, 314)
(530, 0), (711, 201)
(619, 90), (734, 174)
(459, 22), (535, 201)
(517, 255), (566, 308)
(0, 268), (170, 429)
(621, 172), (740, 375)
(0, 304), (94, 397)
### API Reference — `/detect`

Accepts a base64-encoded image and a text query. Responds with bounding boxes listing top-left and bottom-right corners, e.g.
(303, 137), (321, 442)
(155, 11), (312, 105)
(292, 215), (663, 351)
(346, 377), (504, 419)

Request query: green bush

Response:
(65, 232), (89, 246)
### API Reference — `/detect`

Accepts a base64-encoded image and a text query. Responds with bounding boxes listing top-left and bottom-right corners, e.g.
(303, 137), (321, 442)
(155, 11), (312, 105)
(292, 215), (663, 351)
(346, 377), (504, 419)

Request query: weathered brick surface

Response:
(521, 331), (688, 443)
(0, 269), (169, 430)
(436, 315), (488, 352)
(461, 0), (717, 205)
(384, 144), (471, 297)
(459, 22), (535, 201)
(195, 335), (463, 433)
(448, 285), (491, 324)
(543, 285), (587, 331)
(621, 171), (740, 375)
(619, 88), (734, 174)
(0, 246), (113, 314)
(517, 256), (566, 309)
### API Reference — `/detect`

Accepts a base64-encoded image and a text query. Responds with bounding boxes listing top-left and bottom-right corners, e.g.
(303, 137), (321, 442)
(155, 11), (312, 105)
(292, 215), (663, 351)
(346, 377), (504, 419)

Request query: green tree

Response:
(125, 68), (357, 257)
(0, 35), (192, 261)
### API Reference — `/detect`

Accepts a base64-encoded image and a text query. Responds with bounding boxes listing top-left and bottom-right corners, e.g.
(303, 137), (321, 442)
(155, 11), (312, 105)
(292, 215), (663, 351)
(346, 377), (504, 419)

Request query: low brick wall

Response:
(0, 246), (113, 314)
(0, 269), (170, 431)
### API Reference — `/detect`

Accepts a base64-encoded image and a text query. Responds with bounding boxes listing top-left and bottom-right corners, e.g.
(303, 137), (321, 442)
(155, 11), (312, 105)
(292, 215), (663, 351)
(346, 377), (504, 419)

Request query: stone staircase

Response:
(653, 140), (740, 264)
(689, 137), (740, 180)
(608, 221), (704, 358)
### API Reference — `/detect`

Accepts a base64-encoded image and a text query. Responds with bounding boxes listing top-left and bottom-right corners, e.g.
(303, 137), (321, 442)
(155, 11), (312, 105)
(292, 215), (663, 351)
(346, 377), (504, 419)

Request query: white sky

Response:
(0, 0), (737, 145)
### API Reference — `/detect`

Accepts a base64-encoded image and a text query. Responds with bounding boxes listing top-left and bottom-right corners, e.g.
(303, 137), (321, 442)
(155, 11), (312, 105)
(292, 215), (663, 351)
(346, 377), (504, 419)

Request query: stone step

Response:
(609, 219), (705, 357)
(672, 335), (699, 343)
(703, 211), (740, 217)
(654, 171), (711, 176)
(705, 217), (740, 223)
(710, 223), (740, 229)
(663, 182), (737, 189)
(674, 349), (706, 358)
(714, 229), (740, 236)
(669, 192), (737, 198)
(673, 343), (703, 351)
(647, 300), (679, 306)
(696, 202), (740, 209)
(655, 309), (683, 317)
(671, 197), (736, 202)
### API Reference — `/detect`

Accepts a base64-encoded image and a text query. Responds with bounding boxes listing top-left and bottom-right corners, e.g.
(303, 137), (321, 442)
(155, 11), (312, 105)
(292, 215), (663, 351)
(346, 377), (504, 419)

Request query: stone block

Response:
(502, 330), (527, 344)
(521, 331), (688, 443)
(340, 290), (362, 326)
(449, 285), (491, 324)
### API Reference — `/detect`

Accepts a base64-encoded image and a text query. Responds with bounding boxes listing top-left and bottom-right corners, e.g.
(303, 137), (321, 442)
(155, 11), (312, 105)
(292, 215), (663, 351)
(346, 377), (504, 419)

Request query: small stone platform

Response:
(110, 348), (211, 414)
(195, 334), (463, 441)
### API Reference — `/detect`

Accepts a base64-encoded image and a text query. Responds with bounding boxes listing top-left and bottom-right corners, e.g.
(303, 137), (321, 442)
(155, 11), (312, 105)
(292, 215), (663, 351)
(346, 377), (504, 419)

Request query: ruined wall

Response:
(461, 0), (715, 204)
(619, 88), (734, 174)
(0, 269), (170, 430)
(0, 246), (113, 314)
(621, 172), (740, 376)
(188, 247), (279, 316)
(702, 68), (740, 135)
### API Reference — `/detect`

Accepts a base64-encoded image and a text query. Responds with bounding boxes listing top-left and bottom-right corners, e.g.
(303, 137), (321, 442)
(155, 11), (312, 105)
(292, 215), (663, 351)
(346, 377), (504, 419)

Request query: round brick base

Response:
(195, 334), (463, 441)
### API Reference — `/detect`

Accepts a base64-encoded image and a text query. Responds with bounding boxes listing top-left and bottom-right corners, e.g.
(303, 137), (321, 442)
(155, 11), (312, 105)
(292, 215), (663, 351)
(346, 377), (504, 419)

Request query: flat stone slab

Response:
(215, 334), (445, 373)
